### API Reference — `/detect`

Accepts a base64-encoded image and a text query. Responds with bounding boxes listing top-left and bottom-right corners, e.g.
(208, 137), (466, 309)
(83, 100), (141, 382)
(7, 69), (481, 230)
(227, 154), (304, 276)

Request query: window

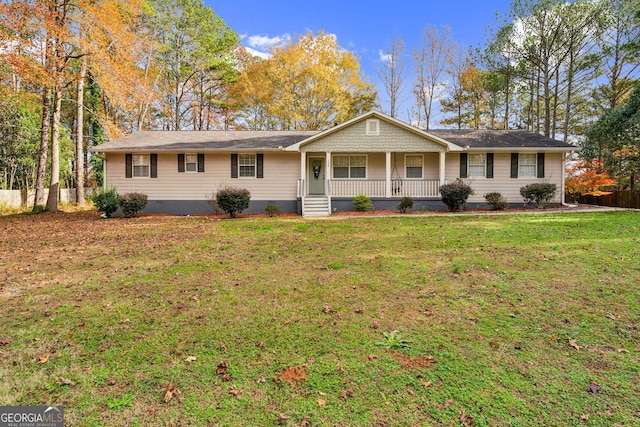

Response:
(405, 155), (423, 179)
(519, 153), (537, 178)
(468, 154), (486, 178)
(185, 154), (197, 172)
(133, 154), (150, 178)
(333, 155), (367, 179)
(239, 154), (256, 177)
(366, 119), (379, 135)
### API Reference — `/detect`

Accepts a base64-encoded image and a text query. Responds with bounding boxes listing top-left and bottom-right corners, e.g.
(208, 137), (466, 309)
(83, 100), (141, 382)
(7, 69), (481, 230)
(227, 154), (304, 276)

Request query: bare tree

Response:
(413, 25), (455, 129)
(376, 33), (407, 118)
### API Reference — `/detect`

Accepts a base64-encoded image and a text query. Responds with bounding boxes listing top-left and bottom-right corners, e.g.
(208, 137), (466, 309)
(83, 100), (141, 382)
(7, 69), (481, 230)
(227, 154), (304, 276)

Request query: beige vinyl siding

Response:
(301, 119), (446, 153)
(314, 152), (441, 180)
(445, 152), (564, 203)
(106, 152), (300, 201)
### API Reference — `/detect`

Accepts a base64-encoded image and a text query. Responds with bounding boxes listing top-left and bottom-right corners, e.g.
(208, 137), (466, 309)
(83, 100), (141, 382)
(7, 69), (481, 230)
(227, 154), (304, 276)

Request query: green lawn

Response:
(1, 211), (639, 426)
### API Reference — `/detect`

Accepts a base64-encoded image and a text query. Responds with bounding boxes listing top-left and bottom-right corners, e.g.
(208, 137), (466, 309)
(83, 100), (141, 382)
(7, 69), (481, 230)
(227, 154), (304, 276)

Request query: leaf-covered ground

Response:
(1, 210), (639, 426)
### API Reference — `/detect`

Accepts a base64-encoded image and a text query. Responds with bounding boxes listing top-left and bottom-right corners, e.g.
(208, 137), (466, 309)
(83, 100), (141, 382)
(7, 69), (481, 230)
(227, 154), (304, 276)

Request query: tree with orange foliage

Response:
(565, 160), (616, 202)
(230, 31), (377, 130)
(1, 0), (149, 211)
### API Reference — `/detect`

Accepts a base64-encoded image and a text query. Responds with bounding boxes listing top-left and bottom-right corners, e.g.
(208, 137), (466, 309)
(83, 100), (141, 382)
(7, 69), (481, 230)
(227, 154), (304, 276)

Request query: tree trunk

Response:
(76, 57), (86, 205)
(33, 88), (51, 211)
(563, 49), (575, 144)
(46, 83), (63, 212)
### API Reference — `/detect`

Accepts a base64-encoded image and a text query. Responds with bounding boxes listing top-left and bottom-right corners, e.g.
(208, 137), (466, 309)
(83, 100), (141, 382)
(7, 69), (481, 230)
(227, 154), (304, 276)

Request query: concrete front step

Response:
(302, 197), (330, 217)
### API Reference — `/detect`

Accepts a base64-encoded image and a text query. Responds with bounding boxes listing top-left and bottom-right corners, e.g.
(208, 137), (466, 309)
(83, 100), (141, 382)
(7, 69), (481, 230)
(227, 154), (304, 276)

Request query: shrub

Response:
(118, 192), (148, 217)
(520, 183), (557, 208)
(264, 203), (279, 217)
(397, 196), (414, 213)
(216, 186), (251, 218)
(92, 187), (119, 217)
(484, 192), (507, 210)
(353, 194), (372, 212)
(439, 179), (474, 211)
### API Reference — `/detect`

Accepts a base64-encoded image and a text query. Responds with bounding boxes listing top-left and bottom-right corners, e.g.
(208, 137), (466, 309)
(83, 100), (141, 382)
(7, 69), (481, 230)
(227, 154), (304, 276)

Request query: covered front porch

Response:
(297, 151), (447, 216)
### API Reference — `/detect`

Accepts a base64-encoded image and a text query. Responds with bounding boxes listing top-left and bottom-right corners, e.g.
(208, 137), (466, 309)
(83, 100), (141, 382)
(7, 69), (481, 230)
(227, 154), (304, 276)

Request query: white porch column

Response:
(300, 151), (306, 197)
(325, 151), (331, 196)
(439, 151), (446, 186)
(385, 151), (392, 198)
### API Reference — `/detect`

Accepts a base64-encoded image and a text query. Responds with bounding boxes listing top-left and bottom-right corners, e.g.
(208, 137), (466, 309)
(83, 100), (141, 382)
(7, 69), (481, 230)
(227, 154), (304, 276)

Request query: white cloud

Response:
(378, 49), (392, 63)
(244, 46), (271, 60)
(245, 34), (291, 50)
(239, 33), (291, 60)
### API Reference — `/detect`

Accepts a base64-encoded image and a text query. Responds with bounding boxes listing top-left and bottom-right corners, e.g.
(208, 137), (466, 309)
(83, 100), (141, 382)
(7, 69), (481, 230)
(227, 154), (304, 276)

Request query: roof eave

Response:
(463, 146), (579, 152)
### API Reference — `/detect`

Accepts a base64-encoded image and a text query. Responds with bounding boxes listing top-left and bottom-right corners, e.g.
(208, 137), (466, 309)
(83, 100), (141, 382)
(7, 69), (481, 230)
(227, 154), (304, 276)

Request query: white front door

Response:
(308, 157), (325, 195)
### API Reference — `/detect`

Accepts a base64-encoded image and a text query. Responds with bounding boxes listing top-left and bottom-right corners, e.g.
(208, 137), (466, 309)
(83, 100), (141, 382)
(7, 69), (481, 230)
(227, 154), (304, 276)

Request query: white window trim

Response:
(238, 153), (257, 179)
(468, 153), (487, 179)
(518, 153), (537, 178)
(184, 153), (198, 173)
(366, 119), (379, 136)
(404, 154), (424, 179)
(332, 154), (368, 179)
(132, 153), (150, 179)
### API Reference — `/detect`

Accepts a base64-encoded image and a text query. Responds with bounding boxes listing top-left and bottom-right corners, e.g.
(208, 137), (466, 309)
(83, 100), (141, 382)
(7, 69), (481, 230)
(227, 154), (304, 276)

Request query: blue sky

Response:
(208, 0), (513, 122)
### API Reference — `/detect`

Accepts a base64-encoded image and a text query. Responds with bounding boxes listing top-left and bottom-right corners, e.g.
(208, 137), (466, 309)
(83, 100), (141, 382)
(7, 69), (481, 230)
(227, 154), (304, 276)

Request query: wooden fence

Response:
(578, 190), (640, 209)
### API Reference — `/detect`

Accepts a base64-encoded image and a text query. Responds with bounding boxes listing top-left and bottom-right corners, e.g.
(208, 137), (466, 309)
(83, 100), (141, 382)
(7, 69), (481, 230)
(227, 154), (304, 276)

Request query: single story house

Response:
(91, 111), (577, 217)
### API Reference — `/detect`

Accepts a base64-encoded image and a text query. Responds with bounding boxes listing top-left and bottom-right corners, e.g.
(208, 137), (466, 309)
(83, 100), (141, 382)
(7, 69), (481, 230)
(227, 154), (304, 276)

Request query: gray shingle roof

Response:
(91, 127), (577, 153)
(427, 129), (577, 149)
(90, 130), (319, 153)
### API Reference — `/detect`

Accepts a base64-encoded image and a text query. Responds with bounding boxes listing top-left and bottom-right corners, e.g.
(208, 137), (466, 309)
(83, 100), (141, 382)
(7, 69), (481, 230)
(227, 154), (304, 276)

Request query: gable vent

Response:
(366, 119), (380, 136)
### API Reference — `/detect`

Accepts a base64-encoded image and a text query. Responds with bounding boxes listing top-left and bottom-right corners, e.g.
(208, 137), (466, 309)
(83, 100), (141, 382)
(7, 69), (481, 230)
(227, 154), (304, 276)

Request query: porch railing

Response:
(391, 179), (441, 198)
(329, 179), (441, 198)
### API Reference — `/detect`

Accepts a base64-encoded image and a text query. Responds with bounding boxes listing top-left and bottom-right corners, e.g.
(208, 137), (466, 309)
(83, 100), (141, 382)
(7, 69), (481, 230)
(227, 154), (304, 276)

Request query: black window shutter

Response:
(459, 153), (468, 178)
(256, 154), (264, 178)
(231, 154), (238, 178)
(486, 153), (494, 179)
(150, 154), (158, 178)
(510, 153), (519, 178)
(197, 153), (205, 173)
(178, 154), (185, 172)
(125, 154), (132, 178)
(537, 153), (545, 178)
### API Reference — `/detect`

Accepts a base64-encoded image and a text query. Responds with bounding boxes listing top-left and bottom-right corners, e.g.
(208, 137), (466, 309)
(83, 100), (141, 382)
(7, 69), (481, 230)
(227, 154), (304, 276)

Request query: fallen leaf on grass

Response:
(368, 354), (376, 361)
(38, 354), (50, 364)
(300, 415), (311, 426)
(317, 398), (326, 407)
(459, 409), (475, 426)
(276, 413), (290, 425)
(255, 375), (266, 384)
(58, 376), (75, 386)
(568, 338), (582, 350)
(185, 356), (196, 363)
(581, 414), (590, 420)
(587, 380), (600, 394)
(322, 304), (336, 314)
(220, 374), (232, 382)
(216, 362), (228, 374)
(339, 388), (354, 399)
(162, 382), (181, 403)
(228, 385), (244, 396)
(422, 381), (432, 388)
